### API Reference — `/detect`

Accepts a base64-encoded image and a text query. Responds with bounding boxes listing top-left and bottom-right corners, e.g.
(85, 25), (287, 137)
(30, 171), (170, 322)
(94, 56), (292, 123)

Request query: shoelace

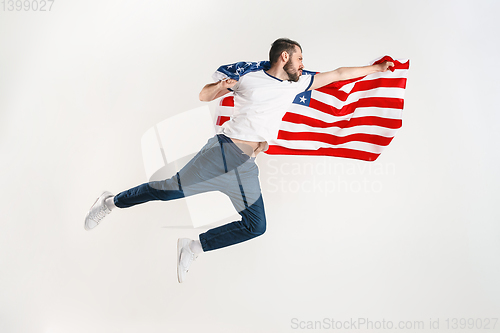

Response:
(182, 249), (198, 273)
(90, 204), (109, 223)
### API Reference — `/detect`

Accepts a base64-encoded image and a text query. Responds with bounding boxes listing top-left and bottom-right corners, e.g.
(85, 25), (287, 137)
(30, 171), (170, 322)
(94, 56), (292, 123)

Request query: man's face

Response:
(283, 45), (304, 82)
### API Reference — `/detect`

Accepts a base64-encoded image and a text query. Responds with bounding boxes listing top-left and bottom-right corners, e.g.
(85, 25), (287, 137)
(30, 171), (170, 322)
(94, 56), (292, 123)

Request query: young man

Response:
(85, 38), (394, 283)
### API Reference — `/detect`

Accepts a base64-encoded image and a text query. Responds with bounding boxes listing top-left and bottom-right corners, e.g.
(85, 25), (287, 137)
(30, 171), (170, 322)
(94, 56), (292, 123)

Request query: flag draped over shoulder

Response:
(213, 56), (409, 162)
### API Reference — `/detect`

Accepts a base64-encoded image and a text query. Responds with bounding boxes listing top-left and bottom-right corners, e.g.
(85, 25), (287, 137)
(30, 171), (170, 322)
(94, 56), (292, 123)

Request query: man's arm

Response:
(199, 79), (238, 102)
(308, 61), (394, 91)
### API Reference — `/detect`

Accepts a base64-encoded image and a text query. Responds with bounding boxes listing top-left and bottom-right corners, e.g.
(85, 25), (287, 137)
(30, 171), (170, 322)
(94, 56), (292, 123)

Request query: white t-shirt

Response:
(219, 70), (314, 150)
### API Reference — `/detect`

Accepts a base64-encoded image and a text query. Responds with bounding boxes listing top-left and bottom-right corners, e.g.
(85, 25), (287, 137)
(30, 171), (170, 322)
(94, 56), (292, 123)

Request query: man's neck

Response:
(265, 64), (288, 81)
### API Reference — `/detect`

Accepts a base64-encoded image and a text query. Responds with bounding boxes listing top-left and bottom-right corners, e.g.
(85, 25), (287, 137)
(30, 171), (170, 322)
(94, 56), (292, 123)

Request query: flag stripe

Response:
(278, 124), (399, 142)
(309, 97), (404, 117)
(220, 96), (234, 107)
(277, 130), (395, 146)
(265, 145), (381, 162)
(273, 140), (388, 154)
(317, 77), (407, 101)
(312, 87), (406, 108)
(282, 113), (402, 129)
(216, 116), (230, 126)
(287, 106), (403, 123)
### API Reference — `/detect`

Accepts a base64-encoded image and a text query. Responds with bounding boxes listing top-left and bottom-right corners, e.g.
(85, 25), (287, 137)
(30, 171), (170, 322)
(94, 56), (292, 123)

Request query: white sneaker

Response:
(84, 191), (113, 231)
(177, 238), (198, 283)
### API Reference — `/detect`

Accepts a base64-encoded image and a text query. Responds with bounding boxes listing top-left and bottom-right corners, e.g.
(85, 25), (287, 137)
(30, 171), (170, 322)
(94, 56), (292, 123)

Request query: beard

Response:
(283, 59), (300, 82)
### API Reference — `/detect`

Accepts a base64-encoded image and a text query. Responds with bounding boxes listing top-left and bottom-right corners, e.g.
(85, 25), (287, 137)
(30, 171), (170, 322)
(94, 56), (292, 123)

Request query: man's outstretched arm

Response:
(199, 79), (238, 101)
(308, 60), (394, 91)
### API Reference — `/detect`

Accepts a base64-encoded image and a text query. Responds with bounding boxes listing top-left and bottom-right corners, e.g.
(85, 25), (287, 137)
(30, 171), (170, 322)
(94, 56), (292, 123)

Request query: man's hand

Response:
(220, 78), (238, 89)
(377, 60), (395, 72)
(199, 78), (238, 102)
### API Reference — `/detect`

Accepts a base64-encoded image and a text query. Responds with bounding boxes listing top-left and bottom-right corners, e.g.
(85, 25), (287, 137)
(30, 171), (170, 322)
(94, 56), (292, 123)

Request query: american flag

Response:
(213, 56), (409, 161)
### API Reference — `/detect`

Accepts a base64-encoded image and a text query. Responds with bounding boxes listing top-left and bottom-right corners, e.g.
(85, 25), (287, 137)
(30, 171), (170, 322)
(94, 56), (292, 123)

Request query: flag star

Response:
(246, 62), (253, 66)
(256, 62), (261, 67)
(299, 96), (307, 103)
(227, 65), (233, 69)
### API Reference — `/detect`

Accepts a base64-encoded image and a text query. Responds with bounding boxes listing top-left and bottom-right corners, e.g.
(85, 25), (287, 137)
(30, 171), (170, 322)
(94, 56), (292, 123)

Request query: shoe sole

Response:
(84, 191), (112, 231)
(177, 238), (191, 283)
(84, 196), (100, 231)
(177, 239), (182, 283)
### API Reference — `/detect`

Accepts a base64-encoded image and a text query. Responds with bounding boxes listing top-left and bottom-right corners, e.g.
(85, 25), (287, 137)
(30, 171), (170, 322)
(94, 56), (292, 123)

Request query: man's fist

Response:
(378, 61), (395, 72)
(220, 78), (238, 89)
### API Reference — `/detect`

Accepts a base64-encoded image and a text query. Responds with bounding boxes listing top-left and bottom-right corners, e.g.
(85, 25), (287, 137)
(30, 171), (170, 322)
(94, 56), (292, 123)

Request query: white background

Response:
(1, 0), (499, 332)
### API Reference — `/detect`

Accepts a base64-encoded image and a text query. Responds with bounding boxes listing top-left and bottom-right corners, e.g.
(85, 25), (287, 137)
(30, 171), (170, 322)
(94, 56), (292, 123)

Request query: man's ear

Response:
(281, 51), (289, 63)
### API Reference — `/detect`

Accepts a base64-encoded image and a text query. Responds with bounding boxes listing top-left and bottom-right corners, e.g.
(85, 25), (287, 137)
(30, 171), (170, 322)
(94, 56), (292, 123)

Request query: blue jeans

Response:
(113, 134), (266, 252)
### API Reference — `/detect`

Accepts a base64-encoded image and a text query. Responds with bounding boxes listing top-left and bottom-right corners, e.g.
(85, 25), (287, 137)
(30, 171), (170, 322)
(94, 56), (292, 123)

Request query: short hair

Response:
(269, 38), (302, 65)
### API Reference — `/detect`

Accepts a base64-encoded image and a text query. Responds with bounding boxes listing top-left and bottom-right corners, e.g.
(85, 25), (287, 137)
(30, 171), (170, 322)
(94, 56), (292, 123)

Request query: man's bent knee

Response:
(241, 206), (266, 236)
